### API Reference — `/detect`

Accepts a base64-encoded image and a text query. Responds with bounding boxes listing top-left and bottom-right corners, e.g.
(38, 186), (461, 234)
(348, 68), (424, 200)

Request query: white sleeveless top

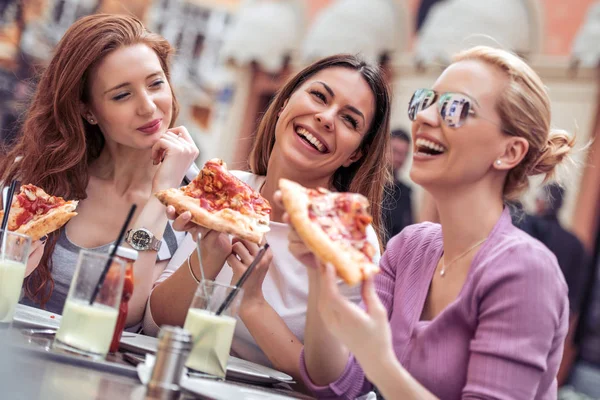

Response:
(143, 170), (381, 367)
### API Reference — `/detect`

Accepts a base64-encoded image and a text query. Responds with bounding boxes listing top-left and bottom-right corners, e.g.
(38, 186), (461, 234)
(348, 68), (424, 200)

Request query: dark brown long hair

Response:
(249, 54), (392, 244)
(0, 14), (179, 306)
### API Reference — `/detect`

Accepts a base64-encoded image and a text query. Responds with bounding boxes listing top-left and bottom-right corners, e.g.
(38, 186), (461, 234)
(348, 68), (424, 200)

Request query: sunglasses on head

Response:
(408, 89), (478, 128)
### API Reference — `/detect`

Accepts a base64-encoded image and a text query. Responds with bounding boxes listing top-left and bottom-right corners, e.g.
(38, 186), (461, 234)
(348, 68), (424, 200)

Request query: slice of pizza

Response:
(0, 184), (78, 241)
(279, 178), (379, 286)
(155, 159), (271, 244)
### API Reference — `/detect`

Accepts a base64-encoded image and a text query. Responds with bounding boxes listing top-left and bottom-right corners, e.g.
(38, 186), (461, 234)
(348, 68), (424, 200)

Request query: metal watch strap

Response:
(149, 236), (162, 252)
(126, 228), (162, 252)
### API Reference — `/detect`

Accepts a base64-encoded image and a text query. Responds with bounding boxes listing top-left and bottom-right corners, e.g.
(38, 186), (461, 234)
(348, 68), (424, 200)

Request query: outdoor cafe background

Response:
(1, 0), (600, 286)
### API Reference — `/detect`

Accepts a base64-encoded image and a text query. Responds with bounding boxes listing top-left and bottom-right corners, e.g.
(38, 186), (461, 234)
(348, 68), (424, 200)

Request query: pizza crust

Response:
(155, 188), (269, 244)
(279, 179), (379, 287)
(0, 201), (78, 241)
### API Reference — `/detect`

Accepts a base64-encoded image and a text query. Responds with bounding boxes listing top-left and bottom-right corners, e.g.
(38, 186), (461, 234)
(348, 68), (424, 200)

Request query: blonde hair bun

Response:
(530, 129), (576, 178)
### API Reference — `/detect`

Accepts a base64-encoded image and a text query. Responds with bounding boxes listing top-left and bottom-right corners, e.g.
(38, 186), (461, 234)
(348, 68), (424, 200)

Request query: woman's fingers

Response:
(29, 238), (46, 253)
(167, 209), (209, 239)
(166, 205), (178, 220)
(226, 253), (243, 270)
(193, 225), (211, 239)
(362, 276), (387, 318)
(287, 225), (302, 243)
(171, 210), (192, 230)
(25, 240), (46, 277)
(273, 190), (283, 208)
(151, 136), (172, 164)
(241, 239), (260, 256)
(168, 126), (194, 143)
(231, 240), (253, 264)
(151, 128), (198, 166)
(320, 263), (341, 294)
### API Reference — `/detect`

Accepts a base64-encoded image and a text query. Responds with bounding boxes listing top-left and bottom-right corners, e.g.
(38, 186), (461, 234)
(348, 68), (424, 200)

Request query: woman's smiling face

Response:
(84, 43), (173, 149)
(273, 67), (375, 178)
(409, 59), (514, 191)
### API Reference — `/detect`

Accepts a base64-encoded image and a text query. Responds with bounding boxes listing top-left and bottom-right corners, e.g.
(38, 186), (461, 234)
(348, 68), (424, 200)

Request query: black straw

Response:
(89, 204), (137, 305)
(1, 181), (19, 245)
(215, 243), (270, 316)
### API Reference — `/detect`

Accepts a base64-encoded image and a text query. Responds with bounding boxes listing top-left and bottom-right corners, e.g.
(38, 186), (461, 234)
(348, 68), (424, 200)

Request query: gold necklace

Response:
(440, 238), (487, 277)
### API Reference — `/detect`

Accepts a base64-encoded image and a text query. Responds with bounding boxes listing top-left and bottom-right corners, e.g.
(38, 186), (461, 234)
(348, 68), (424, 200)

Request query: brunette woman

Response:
(145, 54), (392, 381)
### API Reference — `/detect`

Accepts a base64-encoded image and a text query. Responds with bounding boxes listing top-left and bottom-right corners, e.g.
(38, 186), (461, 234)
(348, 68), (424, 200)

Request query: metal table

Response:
(0, 329), (314, 400)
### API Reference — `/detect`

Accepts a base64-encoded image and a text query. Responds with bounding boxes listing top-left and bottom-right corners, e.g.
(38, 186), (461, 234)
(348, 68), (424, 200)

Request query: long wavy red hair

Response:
(0, 14), (179, 306)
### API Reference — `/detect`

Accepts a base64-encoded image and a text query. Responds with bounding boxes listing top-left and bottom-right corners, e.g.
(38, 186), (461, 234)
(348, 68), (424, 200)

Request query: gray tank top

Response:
(20, 223), (184, 316)
(13, 164), (198, 318)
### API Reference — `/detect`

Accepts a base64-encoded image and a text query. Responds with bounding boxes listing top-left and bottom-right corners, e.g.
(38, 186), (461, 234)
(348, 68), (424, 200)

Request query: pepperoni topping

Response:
(306, 189), (375, 261)
(9, 184), (66, 230)
(14, 210), (33, 228)
(17, 193), (60, 216)
(183, 160), (271, 216)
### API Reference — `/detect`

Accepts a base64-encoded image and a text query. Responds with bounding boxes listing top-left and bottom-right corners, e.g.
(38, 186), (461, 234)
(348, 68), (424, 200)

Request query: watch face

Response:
(131, 230), (151, 250)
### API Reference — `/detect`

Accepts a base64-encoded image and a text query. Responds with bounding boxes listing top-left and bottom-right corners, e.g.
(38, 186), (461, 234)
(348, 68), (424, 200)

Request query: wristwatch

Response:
(125, 228), (162, 252)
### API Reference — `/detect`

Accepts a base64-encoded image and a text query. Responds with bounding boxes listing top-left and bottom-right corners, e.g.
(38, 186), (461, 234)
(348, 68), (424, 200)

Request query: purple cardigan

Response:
(300, 208), (569, 399)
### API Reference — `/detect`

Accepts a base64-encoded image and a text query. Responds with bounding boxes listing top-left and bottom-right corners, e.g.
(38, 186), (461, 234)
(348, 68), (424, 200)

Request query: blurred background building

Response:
(1, 1), (600, 393)
(0, 0), (599, 252)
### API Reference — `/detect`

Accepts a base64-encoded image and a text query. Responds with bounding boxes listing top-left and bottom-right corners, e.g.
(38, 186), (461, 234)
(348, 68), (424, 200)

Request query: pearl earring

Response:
(495, 160), (502, 166)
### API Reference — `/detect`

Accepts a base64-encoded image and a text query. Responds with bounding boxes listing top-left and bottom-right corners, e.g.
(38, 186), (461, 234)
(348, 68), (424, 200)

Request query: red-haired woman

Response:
(0, 14), (198, 329)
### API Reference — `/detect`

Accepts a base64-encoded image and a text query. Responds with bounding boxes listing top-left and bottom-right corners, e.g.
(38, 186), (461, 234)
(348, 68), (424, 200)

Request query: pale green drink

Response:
(0, 259), (26, 323)
(184, 308), (237, 378)
(55, 299), (119, 356)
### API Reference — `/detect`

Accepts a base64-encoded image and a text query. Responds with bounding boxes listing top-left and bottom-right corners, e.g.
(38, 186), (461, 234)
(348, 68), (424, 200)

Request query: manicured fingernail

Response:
(40, 235), (47, 241)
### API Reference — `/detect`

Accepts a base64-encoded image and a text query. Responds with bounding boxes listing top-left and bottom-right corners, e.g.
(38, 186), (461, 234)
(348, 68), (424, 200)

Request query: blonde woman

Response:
(287, 46), (574, 399)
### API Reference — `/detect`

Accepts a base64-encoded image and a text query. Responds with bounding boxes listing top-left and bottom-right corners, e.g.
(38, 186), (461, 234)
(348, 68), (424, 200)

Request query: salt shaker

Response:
(146, 326), (192, 400)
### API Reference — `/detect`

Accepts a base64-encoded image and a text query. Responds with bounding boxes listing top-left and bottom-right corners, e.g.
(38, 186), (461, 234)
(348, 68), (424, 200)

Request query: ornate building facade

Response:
(1, 0), (598, 250)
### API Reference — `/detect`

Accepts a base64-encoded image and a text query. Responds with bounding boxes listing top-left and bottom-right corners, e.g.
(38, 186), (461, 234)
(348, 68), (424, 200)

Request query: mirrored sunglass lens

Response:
(439, 93), (470, 128)
(408, 89), (435, 121)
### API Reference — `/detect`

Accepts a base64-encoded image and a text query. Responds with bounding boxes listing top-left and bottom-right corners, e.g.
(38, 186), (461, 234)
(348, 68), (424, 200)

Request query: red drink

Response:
(108, 246), (138, 353)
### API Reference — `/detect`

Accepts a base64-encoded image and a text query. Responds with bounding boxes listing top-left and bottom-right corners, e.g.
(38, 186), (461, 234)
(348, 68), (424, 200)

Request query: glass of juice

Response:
(108, 245), (138, 354)
(53, 249), (125, 359)
(184, 280), (243, 378)
(0, 229), (31, 327)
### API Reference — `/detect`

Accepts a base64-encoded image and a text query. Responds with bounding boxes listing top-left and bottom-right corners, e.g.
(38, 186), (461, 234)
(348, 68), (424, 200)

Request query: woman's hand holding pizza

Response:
(276, 185), (396, 379)
(24, 238), (47, 278)
(314, 262), (396, 380)
(151, 126), (199, 193)
(286, 220), (320, 271)
(167, 206), (210, 242)
(273, 190), (320, 271)
(166, 206), (232, 277)
(227, 238), (273, 306)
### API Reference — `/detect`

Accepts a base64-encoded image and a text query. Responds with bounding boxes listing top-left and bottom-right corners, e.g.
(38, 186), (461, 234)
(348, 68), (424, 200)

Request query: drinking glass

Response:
(0, 230), (31, 328)
(184, 280), (243, 378)
(53, 250), (125, 359)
